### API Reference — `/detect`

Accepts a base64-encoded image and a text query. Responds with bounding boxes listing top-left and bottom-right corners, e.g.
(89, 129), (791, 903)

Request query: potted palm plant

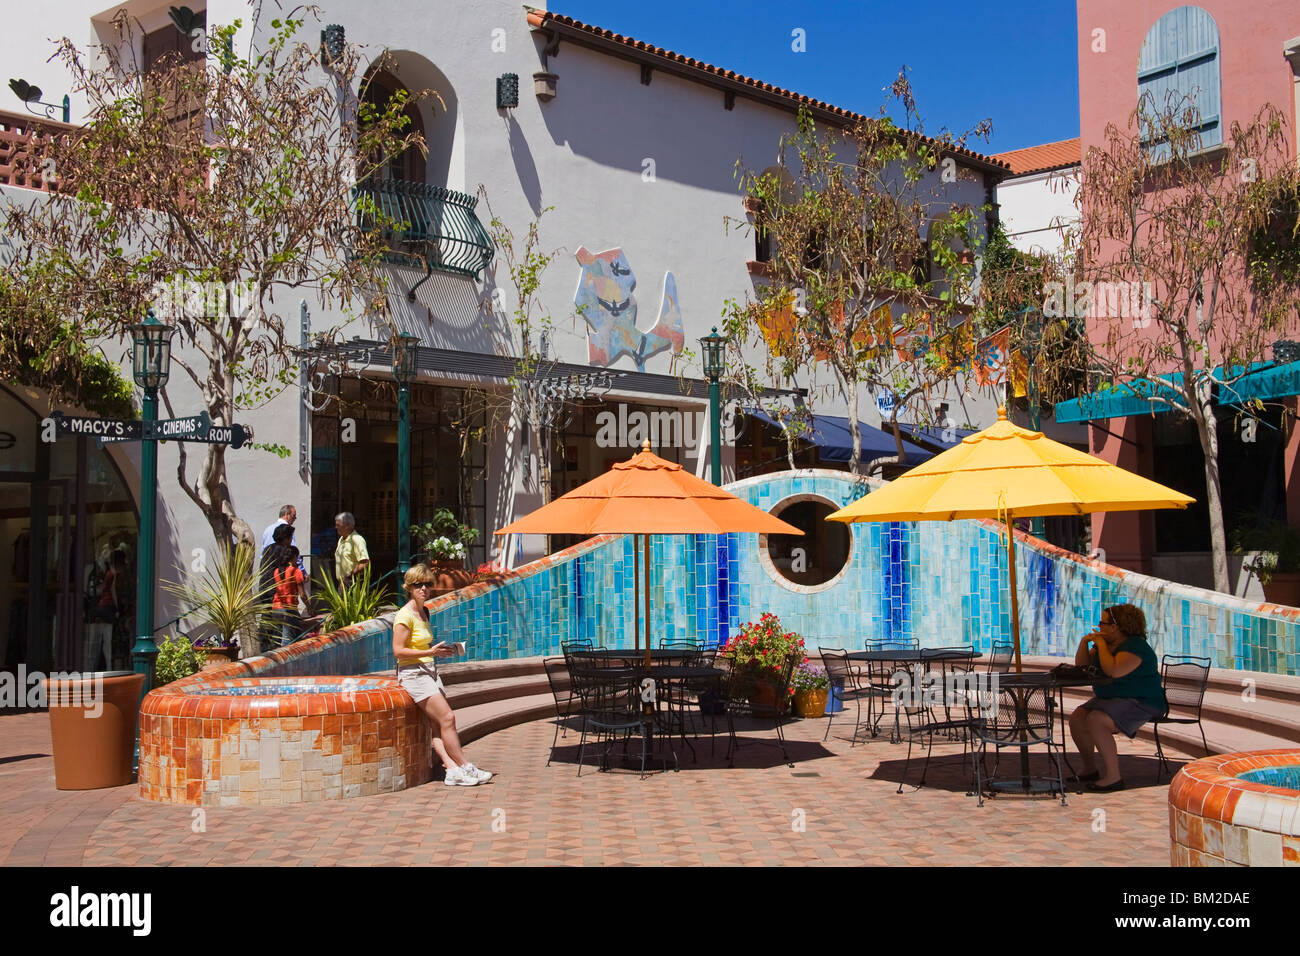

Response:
(164, 541), (276, 665)
(410, 508), (480, 595)
(1231, 513), (1300, 607)
(313, 565), (390, 632)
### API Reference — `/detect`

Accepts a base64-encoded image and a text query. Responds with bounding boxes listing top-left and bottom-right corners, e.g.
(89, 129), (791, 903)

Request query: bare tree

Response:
(728, 78), (989, 474)
(3, 7), (421, 549)
(1074, 96), (1300, 593)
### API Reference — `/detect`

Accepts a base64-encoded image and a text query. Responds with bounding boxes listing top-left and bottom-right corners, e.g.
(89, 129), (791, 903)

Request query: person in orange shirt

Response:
(270, 543), (307, 647)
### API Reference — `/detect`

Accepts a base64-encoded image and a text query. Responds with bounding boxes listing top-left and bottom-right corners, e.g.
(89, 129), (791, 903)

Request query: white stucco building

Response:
(0, 0), (1010, 672)
(990, 137), (1080, 257)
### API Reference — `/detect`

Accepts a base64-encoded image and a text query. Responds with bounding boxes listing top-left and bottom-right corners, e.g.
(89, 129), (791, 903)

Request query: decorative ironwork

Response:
(8, 79), (69, 123)
(354, 178), (495, 279)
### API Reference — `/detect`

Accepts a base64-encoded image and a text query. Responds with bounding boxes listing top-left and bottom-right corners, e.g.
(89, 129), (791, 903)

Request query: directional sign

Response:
(47, 411), (248, 448)
(184, 422), (249, 450)
(147, 412), (210, 441)
(49, 412), (142, 441)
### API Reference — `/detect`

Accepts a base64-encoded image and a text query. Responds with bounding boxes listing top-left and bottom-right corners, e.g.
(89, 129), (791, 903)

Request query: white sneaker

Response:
(443, 766), (479, 787)
(460, 762), (493, 782)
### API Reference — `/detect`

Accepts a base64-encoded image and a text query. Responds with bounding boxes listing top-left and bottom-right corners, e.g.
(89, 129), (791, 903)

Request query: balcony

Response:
(354, 178), (494, 280)
(0, 109), (76, 193)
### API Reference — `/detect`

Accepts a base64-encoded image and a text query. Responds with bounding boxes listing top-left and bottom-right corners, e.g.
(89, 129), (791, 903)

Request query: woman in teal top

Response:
(1067, 604), (1166, 792)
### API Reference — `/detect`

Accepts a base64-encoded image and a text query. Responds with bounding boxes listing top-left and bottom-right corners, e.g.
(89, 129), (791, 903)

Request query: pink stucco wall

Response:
(1077, 0), (1297, 159)
(1077, 1), (1300, 560)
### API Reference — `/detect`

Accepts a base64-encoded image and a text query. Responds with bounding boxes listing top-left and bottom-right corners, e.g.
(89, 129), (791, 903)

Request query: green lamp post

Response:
(393, 333), (419, 574)
(130, 308), (174, 692)
(700, 327), (727, 486)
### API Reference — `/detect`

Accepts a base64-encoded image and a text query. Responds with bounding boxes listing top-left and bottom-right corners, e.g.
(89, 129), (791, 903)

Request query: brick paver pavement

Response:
(0, 711), (1182, 866)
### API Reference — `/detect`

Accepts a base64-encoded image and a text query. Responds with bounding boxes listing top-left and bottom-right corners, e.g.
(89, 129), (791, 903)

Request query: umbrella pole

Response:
(644, 533), (651, 669)
(633, 534), (640, 654)
(1005, 511), (1023, 674)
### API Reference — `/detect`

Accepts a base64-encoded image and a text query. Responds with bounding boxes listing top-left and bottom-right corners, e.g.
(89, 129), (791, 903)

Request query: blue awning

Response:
(1054, 361), (1300, 423)
(742, 409), (931, 465)
(894, 421), (978, 451)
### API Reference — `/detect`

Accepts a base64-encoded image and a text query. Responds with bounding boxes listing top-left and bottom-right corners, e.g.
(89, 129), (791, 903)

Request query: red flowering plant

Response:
(719, 612), (805, 699)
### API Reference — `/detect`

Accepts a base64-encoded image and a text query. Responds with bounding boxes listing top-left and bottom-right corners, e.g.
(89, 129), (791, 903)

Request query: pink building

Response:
(1069, 0), (1300, 591)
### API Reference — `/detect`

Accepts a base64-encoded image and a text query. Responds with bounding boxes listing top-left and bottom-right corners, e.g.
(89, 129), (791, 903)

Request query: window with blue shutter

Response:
(1137, 6), (1222, 154)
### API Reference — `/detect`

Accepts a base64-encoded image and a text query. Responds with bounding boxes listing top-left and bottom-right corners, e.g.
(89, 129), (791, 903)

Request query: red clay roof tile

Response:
(991, 137), (1081, 176)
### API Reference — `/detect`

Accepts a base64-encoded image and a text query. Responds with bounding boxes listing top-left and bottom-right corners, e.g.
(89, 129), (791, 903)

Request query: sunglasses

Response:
(412, 582), (436, 589)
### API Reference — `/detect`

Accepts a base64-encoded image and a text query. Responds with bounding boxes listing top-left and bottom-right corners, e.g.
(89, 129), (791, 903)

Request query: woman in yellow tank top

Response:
(393, 563), (492, 787)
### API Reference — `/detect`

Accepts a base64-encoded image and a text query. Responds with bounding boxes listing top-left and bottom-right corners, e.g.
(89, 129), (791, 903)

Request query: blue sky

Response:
(548, 0), (1080, 155)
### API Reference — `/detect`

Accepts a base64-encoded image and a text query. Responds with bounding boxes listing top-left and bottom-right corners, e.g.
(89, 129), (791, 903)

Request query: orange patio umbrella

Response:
(496, 440), (802, 666)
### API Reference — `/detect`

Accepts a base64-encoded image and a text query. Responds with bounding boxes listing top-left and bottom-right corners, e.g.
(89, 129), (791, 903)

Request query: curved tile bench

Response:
(139, 675), (430, 806)
(1169, 749), (1300, 866)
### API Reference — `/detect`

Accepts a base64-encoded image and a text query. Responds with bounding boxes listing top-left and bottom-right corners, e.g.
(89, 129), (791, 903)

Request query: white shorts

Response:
(397, 663), (445, 702)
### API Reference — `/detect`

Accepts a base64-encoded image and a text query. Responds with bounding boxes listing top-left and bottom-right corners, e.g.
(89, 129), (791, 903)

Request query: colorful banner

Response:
(975, 324), (1011, 388)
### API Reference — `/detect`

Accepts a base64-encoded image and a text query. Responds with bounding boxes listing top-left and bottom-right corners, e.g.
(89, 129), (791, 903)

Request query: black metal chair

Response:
(723, 653), (798, 767)
(659, 639), (703, 666)
(987, 642), (1015, 673)
(894, 652), (985, 794)
(561, 639), (595, 665)
(570, 667), (668, 777)
(543, 657), (580, 766)
(864, 638), (920, 651)
(819, 647), (882, 746)
(969, 680), (1067, 806)
(1152, 654), (1211, 781)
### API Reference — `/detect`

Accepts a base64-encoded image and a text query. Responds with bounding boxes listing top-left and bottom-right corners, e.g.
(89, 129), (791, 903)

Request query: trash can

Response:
(825, 678), (846, 714)
(45, 671), (145, 790)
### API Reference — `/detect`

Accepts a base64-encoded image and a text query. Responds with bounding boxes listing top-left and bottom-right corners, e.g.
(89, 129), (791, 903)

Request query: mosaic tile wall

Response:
(252, 470), (1300, 677)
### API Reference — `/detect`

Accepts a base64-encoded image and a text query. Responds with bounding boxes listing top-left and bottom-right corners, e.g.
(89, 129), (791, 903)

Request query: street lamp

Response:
(129, 307), (173, 693)
(393, 333), (420, 574)
(700, 327), (727, 486)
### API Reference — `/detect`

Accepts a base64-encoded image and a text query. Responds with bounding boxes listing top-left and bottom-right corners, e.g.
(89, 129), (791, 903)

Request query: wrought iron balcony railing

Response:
(354, 178), (494, 280)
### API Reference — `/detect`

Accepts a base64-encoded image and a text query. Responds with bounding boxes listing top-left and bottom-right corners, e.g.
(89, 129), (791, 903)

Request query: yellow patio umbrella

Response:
(827, 407), (1194, 671)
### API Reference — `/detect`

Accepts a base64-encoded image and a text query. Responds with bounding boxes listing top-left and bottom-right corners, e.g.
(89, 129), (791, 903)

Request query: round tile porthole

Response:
(759, 494), (851, 592)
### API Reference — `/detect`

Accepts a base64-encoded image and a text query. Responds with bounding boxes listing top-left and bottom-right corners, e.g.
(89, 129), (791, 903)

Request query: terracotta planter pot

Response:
(1262, 572), (1300, 608)
(748, 681), (790, 715)
(427, 559), (474, 597)
(200, 646), (238, 670)
(794, 688), (829, 718)
(45, 671), (144, 790)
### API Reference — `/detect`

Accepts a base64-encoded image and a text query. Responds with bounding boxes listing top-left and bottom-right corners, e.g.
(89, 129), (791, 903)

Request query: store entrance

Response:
(0, 387), (139, 707)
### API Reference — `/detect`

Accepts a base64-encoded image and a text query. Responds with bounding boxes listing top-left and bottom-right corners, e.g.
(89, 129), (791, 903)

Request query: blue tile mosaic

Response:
(252, 471), (1300, 679)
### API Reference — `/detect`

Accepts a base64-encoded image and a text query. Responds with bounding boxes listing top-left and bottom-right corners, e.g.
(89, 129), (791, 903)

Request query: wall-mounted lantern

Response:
(321, 24), (346, 65)
(496, 73), (519, 109)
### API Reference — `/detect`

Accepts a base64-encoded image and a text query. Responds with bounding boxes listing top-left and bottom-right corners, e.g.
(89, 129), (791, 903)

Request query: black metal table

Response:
(981, 669), (1109, 796)
(569, 665), (726, 765)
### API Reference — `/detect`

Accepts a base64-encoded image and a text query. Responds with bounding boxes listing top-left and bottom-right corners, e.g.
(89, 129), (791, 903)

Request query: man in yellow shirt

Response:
(333, 512), (370, 587)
